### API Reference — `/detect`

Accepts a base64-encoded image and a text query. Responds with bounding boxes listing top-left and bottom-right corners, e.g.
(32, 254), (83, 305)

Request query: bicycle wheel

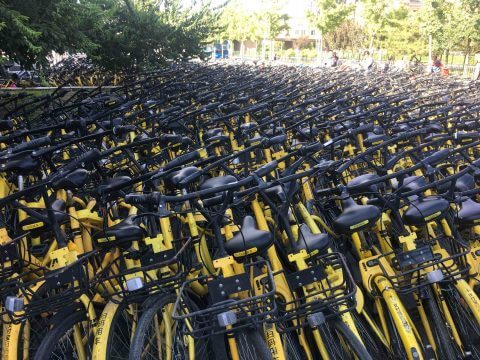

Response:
(281, 328), (308, 360)
(129, 293), (211, 360)
(235, 329), (272, 360)
(3, 283), (52, 360)
(384, 303), (410, 360)
(424, 287), (461, 360)
(351, 310), (389, 358)
(33, 309), (93, 360)
(332, 319), (373, 360)
(92, 299), (139, 360)
(442, 283), (480, 358)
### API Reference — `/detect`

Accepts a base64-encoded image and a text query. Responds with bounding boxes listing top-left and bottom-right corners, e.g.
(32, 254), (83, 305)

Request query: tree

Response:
(323, 20), (365, 51)
(307, 0), (354, 56)
(0, 0), (106, 67)
(0, 0), (222, 70)
(308, 0), (353, 36)
(218, 1), (264, 57)
(254, 1), (289, 60)
(362, 0), (391, 50)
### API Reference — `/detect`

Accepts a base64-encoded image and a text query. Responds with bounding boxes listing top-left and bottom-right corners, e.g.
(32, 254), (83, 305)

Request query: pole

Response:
(262, 37), (266, 60)
(320, 32), (323, 63)
(428, 34), (432, 63)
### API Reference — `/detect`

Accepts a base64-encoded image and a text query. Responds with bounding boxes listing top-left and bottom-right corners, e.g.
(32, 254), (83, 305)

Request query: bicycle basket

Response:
(94, 236), (197, 304)
(377, 235), (470, 294)
(276, 252), (356, 331)
(0, 249), (100, 324)
(172, 259), (277, 339)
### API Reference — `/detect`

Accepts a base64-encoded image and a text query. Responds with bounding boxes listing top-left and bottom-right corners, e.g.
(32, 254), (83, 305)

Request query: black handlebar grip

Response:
(61, 149), (101, 173)
(351, 123), (374, 135)
(164, 150), (200, 171)
(254, 160), (278, 178)
(159, 134), (182, 145)
(124, 193), (160, 205)
(455, 132), (480, 140)
(181, 136), (193, 146)
(264, 135), (287, 147)
(204, 102), (221, 111)
(12, 136), (51, 154)
(422, 149), (450, 167)
(472, 158), (480, 168)
(113, 125), (136, 135)
(299, 142), (323, 156)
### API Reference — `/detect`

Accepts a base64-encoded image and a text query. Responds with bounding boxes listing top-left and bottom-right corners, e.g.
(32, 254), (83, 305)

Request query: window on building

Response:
(311, 30), (315, 35)
(295, 30), (300, 35)
(301, 30), (306, 35)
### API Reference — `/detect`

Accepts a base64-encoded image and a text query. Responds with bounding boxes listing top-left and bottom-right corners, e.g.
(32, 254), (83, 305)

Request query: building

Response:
(275, 0), (317, 49)
(275, 0), (423, 49)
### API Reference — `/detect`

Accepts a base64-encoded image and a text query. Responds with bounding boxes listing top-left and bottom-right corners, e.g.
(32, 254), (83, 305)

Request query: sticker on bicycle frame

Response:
(96, 236), (116, 243)
(424, 211), (441, 221)
(234, 247), (257, 257)
(22, 222), (44, 231)
(350, 220), (369, 230)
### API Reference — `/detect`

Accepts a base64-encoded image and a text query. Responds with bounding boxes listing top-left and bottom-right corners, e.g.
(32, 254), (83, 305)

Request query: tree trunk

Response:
(463, 37), (471, 76)
(262, 38), (266, 60)
(369, 34), (374, 52)
(320, 33), (323, 61)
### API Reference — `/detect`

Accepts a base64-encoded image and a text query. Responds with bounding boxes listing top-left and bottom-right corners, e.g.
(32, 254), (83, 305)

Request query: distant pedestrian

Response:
(431, 55), (442, 73)
(473, 54), (480, 80)
(363, 51), (374, 71)
(330, 51), (339, 67)
(8, 73), (18, 88)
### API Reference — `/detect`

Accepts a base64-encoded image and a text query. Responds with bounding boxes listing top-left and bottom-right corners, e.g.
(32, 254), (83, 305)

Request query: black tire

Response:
(316, 322), (350, 359)
(33, 309), (91, 360)
(235, 329), (272, 360)
(106, 301), (139, 359)
(351, 310), (390, 358)
(442, 283), (480, 358)
(16, 283), (55, 359)
(129, 294), (211, 360)
(332, 319), (374, 360)
(281, 328), (308, 360)
(424, 288), (459, 360)
(384, 303), (410, 360)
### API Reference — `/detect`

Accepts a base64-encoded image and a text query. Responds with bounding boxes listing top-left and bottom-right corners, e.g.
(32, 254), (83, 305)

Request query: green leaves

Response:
(0, 0), (221, 70)
(217, 0), (289, 42)
(308, 0), (354, 36)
